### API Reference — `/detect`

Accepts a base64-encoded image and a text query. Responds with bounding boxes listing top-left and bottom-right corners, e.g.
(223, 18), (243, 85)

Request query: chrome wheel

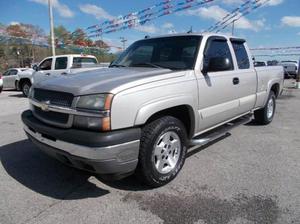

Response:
(267, 97), (274, 119)
(153, 131), (181, 174)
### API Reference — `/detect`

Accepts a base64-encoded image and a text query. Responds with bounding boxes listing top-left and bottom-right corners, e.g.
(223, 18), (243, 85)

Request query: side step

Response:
(189, 114), (252, 146)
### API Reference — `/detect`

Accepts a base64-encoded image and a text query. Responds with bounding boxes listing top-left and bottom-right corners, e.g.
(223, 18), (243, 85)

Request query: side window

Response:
(10, 69), (18, 75)
(55, 57), (68, 70)
(39, 58), (52, 70)
(231, 41), (250, 69)
(204, 39), (233, 72)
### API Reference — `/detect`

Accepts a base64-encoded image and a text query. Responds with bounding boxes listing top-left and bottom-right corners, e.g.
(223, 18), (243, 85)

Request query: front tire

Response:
(254, 91), (276, 125)
(136, 116), (187, 187)
(136, 116), (188, 187)
(21, 81), (31, 97)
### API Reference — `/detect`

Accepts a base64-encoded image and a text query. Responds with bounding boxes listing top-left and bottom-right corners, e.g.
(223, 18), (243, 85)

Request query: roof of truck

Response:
(142, 32), (241, 40)
(49, 54), (96, 58)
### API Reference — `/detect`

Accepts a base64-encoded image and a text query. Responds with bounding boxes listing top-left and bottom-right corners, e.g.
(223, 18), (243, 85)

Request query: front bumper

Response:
(22, 110), (141, 174)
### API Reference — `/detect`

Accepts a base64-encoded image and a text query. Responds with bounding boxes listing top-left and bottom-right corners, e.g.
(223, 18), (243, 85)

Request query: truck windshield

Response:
(111, 36), (202, 70)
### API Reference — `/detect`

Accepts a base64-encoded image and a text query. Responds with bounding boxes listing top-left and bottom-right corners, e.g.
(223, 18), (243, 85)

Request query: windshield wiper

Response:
(130, 62), (169, 69)
(109, 64), (127, 68)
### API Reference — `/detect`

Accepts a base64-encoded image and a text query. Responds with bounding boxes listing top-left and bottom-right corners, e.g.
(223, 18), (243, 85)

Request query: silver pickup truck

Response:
(22, 33), (284, 187)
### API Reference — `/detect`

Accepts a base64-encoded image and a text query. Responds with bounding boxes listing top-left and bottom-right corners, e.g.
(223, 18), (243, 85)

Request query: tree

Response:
(71, 28), (87, 46)
(54, 25), (71, 45)
(6, 24), (28, 38)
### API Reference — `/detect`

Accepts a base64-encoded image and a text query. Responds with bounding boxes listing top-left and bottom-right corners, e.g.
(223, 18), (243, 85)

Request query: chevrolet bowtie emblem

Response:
(40, 101), (50, 111)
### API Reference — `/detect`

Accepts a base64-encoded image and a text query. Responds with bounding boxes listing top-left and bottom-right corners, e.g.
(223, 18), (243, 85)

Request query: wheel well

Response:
(270, 83), (280, 98)
(19, 78), (31, 89)
(145, 105), (195, 139)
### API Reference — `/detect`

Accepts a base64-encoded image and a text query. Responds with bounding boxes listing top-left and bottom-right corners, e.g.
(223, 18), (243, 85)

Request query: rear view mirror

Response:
(203, 57), (232, 73)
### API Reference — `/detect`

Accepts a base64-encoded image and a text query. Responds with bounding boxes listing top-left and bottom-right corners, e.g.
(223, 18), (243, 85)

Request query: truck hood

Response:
(34, 67), (180, 96)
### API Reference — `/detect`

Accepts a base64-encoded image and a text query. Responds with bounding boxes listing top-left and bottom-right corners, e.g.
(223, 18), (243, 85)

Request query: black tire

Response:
(0, 86), (2, 93)
(135, 116), (188, 187)
(254, 91), (276, 125)
(21, 81), (31, 97)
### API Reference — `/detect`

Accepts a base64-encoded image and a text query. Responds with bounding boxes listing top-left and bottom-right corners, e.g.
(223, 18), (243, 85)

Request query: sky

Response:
(0, 0), (299, 61)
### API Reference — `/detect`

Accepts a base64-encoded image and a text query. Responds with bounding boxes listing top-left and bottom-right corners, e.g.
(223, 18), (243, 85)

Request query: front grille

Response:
(34, 88), (74, 107)
(34, 106), (69, 124)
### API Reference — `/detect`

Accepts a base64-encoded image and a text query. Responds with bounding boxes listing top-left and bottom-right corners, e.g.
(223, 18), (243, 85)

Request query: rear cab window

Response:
(55, 57), (68, 70)
(230, 39), (250, 69)
(72, 57), (97, 68)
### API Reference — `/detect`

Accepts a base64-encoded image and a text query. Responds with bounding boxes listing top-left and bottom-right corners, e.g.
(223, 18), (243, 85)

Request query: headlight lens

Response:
(76, 94), (113, 111)
(74, 94), (113, 131)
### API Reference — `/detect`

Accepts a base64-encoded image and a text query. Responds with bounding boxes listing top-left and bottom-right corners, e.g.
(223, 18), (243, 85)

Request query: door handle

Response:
(61, 72), (68, 75)
(45, 73), (50, 76)
(232, 77), (239, 85)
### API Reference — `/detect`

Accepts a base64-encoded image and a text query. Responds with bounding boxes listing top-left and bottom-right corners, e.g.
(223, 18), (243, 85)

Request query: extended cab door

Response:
(195, 36), (241, 132)
(229, 38), (257, 114)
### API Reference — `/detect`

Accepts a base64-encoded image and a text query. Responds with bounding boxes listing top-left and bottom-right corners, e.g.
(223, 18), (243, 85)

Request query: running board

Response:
(189, 114), (252, 146)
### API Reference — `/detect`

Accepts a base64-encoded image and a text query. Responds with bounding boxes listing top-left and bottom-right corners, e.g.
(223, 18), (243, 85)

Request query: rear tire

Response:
(254, 91), (276, 125)
(21, 81), (31, 97)
(135, 116), (188, 187)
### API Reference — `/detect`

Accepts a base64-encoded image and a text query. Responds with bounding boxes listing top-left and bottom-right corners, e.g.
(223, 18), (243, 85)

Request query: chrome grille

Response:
(34, 106), (69, 124)
(34, 88), (74, 107)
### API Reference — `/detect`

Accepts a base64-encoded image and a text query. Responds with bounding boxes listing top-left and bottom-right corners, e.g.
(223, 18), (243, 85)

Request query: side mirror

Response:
(32, 64), (38, 71)
(203, 57), (232, 73)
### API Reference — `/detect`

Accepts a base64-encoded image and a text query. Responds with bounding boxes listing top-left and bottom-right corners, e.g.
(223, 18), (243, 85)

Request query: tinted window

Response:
(204, 39), (233, 72)
(39, 58), (52, 70)
(55, 57), (68, 70)
(72, 57), (97, 68)
(111, 36), (202, 70)
(231, 41), (250, 69)
(10, 69), (18, 75)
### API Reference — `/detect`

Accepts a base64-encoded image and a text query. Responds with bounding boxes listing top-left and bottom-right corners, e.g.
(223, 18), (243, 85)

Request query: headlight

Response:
(76, 94), (113, 111)
(74, 94), (113, 131)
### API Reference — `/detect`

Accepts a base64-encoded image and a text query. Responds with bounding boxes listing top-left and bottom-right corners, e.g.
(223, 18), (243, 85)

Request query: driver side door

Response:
(33, 58), (53, 84)
(196, 36), (241, 132)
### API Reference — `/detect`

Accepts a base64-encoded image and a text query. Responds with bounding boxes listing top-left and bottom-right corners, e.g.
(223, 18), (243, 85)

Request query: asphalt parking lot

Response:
(0, 80), (299, 224)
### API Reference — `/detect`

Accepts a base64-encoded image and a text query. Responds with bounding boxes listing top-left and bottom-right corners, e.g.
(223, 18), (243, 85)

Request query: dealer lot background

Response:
(0, 80), (299, 224)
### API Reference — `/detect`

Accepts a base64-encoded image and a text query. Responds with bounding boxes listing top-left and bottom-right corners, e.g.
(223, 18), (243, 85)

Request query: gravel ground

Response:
(0, 80), (299, 224)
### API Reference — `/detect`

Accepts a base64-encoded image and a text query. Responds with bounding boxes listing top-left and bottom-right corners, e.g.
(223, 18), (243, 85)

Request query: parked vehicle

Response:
(22, 33), (284, 187)
(32, 54), (101, 85)
(0, 73), (3, 93)
(279, 60), (298, 79)
(2, 68), (33, 92)
(18, 54), (103, 97)
(254, 61), (266, 67)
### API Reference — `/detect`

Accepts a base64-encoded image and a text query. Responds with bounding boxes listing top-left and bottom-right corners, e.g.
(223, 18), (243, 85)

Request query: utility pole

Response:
(48, 0), (55, 56)
(231, 20), (236, 36)
(120, 37), (127, 51)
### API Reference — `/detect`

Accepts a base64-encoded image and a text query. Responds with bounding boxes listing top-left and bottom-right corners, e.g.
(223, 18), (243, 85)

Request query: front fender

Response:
(134, 95), (196, 125)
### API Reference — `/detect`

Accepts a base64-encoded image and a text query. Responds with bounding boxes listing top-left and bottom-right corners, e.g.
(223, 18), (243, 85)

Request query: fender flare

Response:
(134, 94), (196, 126)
